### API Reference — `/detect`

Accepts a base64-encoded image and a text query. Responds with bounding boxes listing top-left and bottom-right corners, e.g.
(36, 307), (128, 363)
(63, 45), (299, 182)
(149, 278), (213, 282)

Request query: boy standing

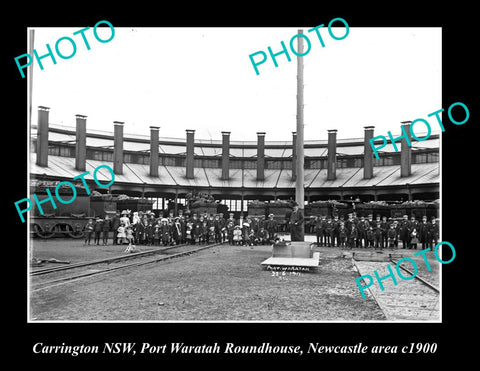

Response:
(84, 219), (94, 245)
(93, 218), (103, 245)
(102, 215), (111, 246)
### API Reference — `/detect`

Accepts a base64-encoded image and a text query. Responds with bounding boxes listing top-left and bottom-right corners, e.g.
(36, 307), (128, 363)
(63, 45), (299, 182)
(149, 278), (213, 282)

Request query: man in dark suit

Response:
(419, 215), (432, 249)
(289, 203), (304, 241)
(265, 213), (278, 243)
(399, 215), (411, 249)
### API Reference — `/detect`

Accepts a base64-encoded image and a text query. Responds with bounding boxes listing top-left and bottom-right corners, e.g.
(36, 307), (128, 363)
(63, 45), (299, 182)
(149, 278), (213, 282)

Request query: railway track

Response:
(30, 243), (195, 275)
(352, 257), (440, 321)
(30, 242), (224, 292)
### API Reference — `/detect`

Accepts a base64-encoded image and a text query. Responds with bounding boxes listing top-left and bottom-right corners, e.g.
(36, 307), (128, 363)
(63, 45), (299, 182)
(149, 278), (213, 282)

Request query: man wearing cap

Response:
(345, 214), (354, 236)
(93, 217), (103, 246)
(356, 216), (368, 248)
(265, 213), (277, 243)
(213, 215), (222, 243)
(289, 203), (304, 241)
(332, 215), (341, 247)
(102, 215), (111, 246)
(324, 217), (333, 247)
(314, 216), (324, 246)
(430, 216), (439, 248)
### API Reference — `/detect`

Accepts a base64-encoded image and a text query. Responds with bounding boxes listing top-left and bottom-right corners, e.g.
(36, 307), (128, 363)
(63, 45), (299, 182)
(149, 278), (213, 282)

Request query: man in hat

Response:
(102, 215), (111, 246)
(419, 215), (432, 250)
(289, 202), (304, 241)
(213, 215), (222, 243)
(399, 215), (411, 249)
(380, 215), (389, 249)
(345, 213), (354, 236)
(430, 216), (439, 248)
(136, 215), (147, 245)
(93, 217), (104, 246)
(356, 216), (368, 248)
(367, 214), (374, 228)
(265, 213), (277, 243)
(324, 217), (333, 247)
(179, 214), (187, 244)
(332, 215), (340, 247)
(227, 212), (236, 227)
(314, 216), (323, 246)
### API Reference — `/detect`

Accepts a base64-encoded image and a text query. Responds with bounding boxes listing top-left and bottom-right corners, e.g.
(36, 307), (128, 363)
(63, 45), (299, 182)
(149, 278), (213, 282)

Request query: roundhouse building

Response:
(30, 107), (439, 214)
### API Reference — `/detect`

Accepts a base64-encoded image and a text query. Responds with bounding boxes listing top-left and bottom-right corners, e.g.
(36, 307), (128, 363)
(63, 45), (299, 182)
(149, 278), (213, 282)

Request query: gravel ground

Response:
(30, 237), (152, 264)
(29, 241), (386, 322)
(391, 249), (440, 288)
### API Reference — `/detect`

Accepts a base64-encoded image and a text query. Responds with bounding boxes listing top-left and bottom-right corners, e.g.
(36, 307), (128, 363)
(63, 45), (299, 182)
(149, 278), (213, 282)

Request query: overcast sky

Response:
(29, 26), (441, 142)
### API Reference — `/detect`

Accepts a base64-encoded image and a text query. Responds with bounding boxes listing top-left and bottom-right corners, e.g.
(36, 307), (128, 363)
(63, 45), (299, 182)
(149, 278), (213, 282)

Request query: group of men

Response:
(84, 210), (283, 247)
(83, 207), (439, 251)
(309, 213), (440, 249)
(179, 211), (281, 246)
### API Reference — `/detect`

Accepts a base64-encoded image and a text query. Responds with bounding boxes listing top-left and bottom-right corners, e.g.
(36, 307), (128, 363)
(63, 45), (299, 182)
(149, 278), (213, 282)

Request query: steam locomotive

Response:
(29, 181), (438, 239)
(30, 187), (154, 239)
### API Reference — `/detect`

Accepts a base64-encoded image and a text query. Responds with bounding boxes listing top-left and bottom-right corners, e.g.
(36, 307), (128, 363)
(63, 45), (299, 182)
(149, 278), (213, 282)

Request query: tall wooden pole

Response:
(295, 30), (305, 241)
(295, 30), (305, 210)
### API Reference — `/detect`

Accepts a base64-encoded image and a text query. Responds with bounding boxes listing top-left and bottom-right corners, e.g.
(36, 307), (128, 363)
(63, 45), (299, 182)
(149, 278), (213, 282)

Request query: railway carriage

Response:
(354, 201), (391, 219)
(246, 200), (268, 220)
(390, 200), (439, 220)
(305, 200), (350, 219)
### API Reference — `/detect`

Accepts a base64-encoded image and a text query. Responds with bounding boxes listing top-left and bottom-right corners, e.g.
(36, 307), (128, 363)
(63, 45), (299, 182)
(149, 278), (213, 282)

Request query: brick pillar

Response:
(36, 106), (50, 167)
(149, 126), (160, 177)
(186, 129), (195, 179)
(221, 131), (230, 180)
(363, 126), (374, 179)
(257, 132), (265, 181)
(75, 115), (87, 171)
(401, 121), (412, 177)
(113, 121), (124, 175)
(327, 129), (337, 181)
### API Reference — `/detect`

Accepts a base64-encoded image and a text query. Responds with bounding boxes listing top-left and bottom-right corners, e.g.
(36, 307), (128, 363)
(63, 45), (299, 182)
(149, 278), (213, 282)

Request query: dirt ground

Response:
(29, 239), (387, 322)
(30, 236), (156, 264)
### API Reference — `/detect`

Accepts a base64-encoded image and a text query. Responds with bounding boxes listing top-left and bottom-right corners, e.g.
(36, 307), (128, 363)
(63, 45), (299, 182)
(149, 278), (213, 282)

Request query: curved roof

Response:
(33, 124), (440, 159)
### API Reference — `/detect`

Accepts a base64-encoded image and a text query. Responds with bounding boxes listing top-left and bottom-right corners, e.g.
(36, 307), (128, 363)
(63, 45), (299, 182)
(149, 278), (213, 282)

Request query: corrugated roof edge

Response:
(35, 124), (441, 148)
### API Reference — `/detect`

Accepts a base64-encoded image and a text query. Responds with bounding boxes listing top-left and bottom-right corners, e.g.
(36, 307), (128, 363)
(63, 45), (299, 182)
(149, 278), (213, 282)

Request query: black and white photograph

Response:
(9, 7), (474, 363)
(25, 25), (442, 323)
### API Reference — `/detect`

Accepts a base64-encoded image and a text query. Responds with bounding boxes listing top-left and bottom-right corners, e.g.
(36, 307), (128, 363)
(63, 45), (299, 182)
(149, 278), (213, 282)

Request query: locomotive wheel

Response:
(68, 222), (86, 238)
(53, 223), (83, 239)
(68, 228), (85, 239)
(34, 224), (55, 239)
